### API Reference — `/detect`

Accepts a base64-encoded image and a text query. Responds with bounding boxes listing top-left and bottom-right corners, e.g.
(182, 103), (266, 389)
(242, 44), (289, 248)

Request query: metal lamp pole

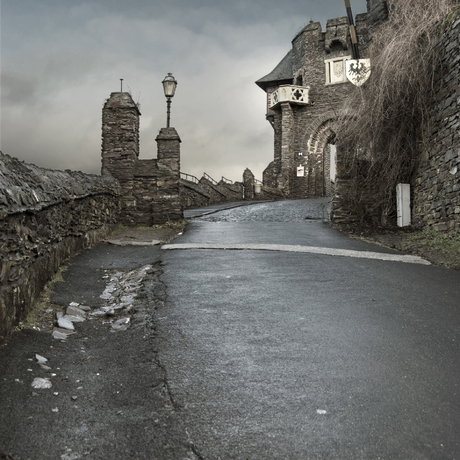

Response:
(162, 73), (178, 128)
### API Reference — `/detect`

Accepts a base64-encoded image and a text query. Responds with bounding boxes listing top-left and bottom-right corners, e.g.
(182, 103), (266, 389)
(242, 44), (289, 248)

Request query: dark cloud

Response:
(1, 0), (367, 180)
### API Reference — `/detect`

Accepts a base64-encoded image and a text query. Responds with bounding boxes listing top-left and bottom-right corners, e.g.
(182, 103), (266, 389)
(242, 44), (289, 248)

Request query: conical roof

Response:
(255, 50), (293, 91)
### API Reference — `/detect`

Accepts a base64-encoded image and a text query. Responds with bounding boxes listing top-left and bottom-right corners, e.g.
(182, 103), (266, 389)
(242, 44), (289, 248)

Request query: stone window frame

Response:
(324, 56), (352, 86)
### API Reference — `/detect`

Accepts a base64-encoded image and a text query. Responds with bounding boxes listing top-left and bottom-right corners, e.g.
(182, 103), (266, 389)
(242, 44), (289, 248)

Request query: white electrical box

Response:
(396, 183), (411, 227)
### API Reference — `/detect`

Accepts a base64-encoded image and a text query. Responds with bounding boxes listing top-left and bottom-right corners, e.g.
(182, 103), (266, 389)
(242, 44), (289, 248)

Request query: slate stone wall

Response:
(412, 8), (460, 233)
(260, 14), (370, 200)
(101, 93), (183, 225)
(179, 176), (244, 208)
(366, 0), (388, 27)
(180, 180), (211, 209)
(0, 152), (120, 344)
(243, 168), (255, 199)
(101, 92), (140, 225)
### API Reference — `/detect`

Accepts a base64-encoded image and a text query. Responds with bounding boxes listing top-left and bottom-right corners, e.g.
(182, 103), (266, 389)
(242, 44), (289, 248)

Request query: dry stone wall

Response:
(179, 176), (245, 208)
(0, 152), (120, 344)
(101, 93), (182, 225)
(412, 8), (460, 233)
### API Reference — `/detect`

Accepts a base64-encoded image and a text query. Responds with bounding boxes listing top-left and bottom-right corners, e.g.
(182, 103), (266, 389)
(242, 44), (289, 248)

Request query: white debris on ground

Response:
(31, 377), (52, 389)
(93, 265), (152, 331)
(51, 265), (152, 339)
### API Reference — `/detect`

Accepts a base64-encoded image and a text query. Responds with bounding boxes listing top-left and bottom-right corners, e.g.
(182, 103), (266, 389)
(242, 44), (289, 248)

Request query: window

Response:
(325, 56), (351, 85)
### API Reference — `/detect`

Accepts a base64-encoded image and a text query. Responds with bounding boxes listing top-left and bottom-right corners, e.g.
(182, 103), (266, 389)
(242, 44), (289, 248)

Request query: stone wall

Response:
(257, 12), (370, 200)
(101, 92), (140, 225)
(179, 174), (245, 208)
(0, 152), (120, 344)
(101, 93), (182, 225)
(412, 8), (460, 233)
(366, 0), (388, 27)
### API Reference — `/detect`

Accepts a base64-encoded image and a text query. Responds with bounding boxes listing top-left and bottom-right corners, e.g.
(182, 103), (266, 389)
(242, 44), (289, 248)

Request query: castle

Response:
(256, 0), (460, 233)
(256, 0), (386, 200)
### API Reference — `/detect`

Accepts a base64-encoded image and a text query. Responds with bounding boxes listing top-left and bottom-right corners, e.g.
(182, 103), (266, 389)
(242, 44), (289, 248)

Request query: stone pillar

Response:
(279, 102), (294, 196)
(243, 168), (255, 199)
(154, 128), (183, 223)
(101, 92), (141, 225)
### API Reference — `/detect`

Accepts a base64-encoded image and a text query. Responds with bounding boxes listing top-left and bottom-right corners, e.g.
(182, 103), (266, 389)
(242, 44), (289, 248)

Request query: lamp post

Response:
(162, 72), (178, 128)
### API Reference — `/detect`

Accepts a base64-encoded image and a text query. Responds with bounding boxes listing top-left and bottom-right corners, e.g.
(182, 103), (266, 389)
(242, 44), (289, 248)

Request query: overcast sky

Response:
(1, 0), (367, 182)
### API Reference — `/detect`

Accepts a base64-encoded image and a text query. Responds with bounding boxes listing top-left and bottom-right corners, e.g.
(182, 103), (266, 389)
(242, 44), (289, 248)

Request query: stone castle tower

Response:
(256, 0), (387, 199)
(101, 92), (183, 225)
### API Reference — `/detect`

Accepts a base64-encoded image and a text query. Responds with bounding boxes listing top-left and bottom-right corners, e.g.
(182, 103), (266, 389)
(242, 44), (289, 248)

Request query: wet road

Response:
(158, 199), (460, 459)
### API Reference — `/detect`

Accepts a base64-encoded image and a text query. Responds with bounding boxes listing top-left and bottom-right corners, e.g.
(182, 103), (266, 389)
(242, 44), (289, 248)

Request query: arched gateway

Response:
(256, 10), (372, 200)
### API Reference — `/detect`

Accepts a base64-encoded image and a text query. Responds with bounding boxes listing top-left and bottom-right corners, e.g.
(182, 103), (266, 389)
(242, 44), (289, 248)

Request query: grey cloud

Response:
(1, 73), (38, 106)
(1, 0), (367, 181)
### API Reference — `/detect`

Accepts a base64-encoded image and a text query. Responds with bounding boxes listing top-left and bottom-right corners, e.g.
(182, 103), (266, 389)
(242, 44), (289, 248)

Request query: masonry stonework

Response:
(257, 12), (370, 200)
(101, 92), (183, 225)
(0, 152), (120, 344)
(412, 8), (460, 233)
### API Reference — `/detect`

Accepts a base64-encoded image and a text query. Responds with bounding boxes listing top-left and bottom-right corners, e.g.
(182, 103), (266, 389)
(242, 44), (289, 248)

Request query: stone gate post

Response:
(154, 127), (183, 223)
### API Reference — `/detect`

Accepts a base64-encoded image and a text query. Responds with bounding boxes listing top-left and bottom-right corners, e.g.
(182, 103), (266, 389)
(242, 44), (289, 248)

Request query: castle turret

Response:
(101, 92), (141, 225)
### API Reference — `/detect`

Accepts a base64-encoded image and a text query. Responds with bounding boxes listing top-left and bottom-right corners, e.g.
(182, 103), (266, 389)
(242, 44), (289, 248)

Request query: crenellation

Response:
(256, 5), (369, 200)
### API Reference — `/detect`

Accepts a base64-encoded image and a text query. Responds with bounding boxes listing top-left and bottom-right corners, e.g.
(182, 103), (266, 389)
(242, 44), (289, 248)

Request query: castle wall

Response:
(101, 92), (140, 225)
(366, 0), (388, 27)
(412, 8), (460, 233)
(261, 14), (370, 199)
(0, 152), (120, 344)
(101, 93), (183, 225)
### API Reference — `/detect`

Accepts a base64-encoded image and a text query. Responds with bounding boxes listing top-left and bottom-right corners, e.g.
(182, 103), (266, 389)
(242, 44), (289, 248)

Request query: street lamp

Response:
(162, 73), (178, 128)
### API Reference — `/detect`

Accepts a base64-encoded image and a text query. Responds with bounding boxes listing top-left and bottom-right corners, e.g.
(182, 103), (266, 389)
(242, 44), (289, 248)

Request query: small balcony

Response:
(269, 85), (310, 109)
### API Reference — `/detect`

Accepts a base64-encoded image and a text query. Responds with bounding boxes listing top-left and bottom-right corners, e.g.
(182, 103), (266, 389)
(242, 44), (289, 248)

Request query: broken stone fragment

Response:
(79, 305), (91, 312)
(31, 377), (52, 389)
(35, 354), (48, 364)
(66, 306), (86, 317)
(112, 317), (130, 331)
(52, 327), (75, 340)
(62, 314), (85, 323)
(57, 316), (75, 331)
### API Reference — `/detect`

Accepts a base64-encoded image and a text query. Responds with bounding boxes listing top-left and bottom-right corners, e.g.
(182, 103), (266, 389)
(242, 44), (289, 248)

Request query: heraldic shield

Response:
(346, 59), (371, 87)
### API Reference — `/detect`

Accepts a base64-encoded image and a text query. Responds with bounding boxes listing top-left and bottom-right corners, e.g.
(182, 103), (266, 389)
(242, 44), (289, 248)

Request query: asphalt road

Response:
(159, 199), (460, 459)
(1, 198), (460, 459)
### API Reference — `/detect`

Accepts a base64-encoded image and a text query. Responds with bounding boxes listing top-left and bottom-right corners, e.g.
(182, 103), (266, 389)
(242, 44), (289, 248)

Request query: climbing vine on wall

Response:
(336, 0), (459, 227)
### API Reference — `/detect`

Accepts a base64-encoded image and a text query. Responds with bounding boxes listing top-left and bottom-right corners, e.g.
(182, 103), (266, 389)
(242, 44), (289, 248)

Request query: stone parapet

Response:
(0, 152), (120, 344)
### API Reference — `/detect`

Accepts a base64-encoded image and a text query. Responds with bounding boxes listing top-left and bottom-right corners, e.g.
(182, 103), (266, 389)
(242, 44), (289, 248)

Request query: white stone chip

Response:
(66, 306), (86, 317)
(57, 316), (75, 330)
(32, 377), (52, 389)
(112, 317), (130, 331)
(52, 327), (75, 340)
(62, 314), (85, 323)
(35, 354), (48, 364)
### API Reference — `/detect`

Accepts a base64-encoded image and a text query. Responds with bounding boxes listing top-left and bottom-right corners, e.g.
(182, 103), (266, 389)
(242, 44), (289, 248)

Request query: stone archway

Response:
(297, 116), (337, 198)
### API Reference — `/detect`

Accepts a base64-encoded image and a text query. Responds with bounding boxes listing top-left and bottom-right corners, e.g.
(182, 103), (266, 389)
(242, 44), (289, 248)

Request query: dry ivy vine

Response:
(336, 0), (459, 227)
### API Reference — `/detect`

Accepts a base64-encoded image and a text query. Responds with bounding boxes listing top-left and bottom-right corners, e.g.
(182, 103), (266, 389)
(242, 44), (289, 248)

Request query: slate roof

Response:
(255, 50), (293, 91)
